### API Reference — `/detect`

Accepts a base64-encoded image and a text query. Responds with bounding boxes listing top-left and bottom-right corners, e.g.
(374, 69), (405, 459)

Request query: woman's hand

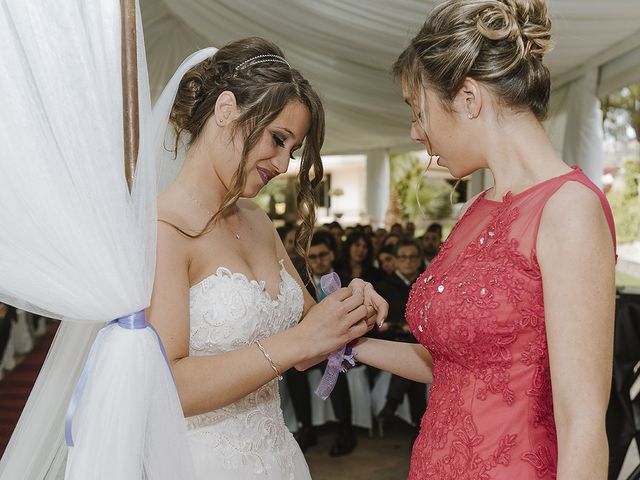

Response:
(348, 278), (389, 328)
(294, 287), (369, 366)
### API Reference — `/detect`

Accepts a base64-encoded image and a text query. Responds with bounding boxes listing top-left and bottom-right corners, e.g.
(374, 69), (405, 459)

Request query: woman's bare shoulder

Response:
(541, 181), (606, 234)
(157, 186), (203, 236)
(537, 180), (614, 264)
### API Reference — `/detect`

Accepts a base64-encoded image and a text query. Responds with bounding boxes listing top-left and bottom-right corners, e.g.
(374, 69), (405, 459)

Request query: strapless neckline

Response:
(189, 259), (288, 306)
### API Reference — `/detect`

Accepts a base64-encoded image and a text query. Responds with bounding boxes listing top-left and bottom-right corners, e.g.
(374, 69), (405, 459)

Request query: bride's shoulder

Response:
(157, 189), (193, 239)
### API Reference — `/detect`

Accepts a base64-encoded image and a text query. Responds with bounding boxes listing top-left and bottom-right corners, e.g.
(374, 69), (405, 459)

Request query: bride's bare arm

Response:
(355, 337), (433, 384)
(149, 221), (369, 417)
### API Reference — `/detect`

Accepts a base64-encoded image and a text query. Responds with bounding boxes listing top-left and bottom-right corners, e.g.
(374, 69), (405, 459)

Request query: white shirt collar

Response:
(394, 270), (414, 286)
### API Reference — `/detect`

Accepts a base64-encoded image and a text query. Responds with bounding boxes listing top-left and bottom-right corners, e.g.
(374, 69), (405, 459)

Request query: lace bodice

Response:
(406, 167), (616, 479)
(185, 260), (306, 479)
(189, 259), (303, 355)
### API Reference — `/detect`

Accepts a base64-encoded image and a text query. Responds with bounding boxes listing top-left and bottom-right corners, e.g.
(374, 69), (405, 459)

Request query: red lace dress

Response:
(406, 166), (616, 479)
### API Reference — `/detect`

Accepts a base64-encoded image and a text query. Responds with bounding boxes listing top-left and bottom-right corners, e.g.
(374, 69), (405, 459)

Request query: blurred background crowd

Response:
(276, 220), (443, 458)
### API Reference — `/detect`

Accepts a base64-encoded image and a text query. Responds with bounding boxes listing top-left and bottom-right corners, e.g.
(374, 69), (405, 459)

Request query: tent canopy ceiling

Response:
(141, 0), (640, 155)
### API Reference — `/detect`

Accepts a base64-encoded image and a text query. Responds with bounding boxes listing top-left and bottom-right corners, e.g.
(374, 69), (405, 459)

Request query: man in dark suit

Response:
(285, 230), (357, 457)
(375, 238), (428, 441)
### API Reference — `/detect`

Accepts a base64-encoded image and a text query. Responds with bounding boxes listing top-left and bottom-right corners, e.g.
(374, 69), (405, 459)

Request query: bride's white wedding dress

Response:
(186, 259), (311, 479)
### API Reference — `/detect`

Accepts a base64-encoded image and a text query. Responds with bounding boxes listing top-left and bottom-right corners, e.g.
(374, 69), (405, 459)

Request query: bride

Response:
(149, 37), (388, 479)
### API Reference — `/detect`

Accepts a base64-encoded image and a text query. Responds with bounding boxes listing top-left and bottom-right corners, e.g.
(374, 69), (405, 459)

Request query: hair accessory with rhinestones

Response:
(235, 54), (291, 71)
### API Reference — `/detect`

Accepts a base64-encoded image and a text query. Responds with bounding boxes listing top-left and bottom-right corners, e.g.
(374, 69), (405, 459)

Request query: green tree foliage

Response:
(608, 158), (640, 244)
(390, 152), (455, 220)
(601, 83), (640, 244)
(602, 83), (640, 141)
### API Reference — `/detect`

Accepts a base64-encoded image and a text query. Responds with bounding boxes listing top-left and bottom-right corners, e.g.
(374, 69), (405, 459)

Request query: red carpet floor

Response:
(0, 321), (59, 456)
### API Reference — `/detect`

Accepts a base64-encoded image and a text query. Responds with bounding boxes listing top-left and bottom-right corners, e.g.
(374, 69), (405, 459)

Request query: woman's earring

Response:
(467, 112), (475, 119)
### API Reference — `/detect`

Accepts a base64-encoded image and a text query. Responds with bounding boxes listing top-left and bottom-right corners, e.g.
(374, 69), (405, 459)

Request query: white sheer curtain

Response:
(0, 1), (193, 479)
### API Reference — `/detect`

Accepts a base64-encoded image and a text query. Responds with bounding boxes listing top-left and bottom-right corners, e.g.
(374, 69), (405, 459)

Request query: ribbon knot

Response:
(315, 273), (347, 400)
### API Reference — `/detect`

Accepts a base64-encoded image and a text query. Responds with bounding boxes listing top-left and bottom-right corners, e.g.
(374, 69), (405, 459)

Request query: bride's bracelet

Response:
(254, 340), (283, 381)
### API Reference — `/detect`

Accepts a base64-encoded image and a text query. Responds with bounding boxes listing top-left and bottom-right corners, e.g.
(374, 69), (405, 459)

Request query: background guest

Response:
(420, 222), (442, 266)
(285, 230), (358, 457)
(336, 231), (384, 285)
(374, 238), (428, 442)
(376, 244), (397, 277)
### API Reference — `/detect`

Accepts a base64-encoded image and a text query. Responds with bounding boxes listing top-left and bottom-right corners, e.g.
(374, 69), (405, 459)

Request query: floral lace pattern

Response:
(407, 190), (559, 479)
(186, 260), (307, 479)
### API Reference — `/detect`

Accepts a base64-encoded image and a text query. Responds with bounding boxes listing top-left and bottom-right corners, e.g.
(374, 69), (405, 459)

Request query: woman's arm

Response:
(537, 182), (615, 480)
(356, 337), (433, 384)
(149, 222), (370, 417)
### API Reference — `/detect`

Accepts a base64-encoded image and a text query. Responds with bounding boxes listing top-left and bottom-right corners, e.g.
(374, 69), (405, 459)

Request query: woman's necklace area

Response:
(184, 188), (242, 240)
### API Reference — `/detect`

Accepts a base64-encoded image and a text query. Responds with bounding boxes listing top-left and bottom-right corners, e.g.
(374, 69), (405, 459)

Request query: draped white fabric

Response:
(140, 0), (640, 155)
(599, 47), (640, 96)
(561, 70), (604, 187)
(0, 1), (193, 479)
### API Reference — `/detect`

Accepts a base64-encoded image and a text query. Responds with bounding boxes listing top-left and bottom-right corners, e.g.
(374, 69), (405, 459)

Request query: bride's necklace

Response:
(185, 189), (242, 240)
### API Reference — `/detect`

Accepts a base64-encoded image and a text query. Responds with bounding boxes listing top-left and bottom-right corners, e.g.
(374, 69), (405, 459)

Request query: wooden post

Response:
(121, 0), (139, 192)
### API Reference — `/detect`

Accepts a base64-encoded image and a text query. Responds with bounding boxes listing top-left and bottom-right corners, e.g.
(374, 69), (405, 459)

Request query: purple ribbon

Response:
(64, 310), (173, 447)
(315, 272), (346, 400)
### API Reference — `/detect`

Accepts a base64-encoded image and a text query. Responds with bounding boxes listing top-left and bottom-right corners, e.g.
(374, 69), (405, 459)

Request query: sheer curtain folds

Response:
(0, 1), (193, 479)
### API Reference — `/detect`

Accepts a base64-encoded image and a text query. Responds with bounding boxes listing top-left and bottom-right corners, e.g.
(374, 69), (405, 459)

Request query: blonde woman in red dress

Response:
(355, 1), (616, 478)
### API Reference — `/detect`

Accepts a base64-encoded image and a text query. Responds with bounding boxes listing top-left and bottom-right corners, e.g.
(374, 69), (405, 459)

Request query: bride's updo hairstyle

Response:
(169, 37), (325, 260)
(393, 0), (553, 121)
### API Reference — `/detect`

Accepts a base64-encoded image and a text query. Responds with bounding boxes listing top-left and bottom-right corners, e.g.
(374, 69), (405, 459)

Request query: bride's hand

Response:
(294, 287), (369, 368)
(348, 278), (389, 328)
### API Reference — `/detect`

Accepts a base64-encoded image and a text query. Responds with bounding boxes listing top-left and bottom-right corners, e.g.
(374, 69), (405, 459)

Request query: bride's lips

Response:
(257, 167), (277, 185)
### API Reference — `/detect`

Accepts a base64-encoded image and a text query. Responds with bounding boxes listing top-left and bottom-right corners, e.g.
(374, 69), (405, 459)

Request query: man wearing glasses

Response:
(285, 230), (357, 457)
(375, 238), (428, 443)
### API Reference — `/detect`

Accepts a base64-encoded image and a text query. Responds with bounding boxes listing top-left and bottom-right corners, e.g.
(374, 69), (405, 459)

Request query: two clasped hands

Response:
(295, 277), (388, 371)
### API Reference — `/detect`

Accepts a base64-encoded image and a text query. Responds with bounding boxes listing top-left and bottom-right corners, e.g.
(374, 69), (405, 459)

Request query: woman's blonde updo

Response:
(168, 37), (325, 265)
(394, 0), (553, 120)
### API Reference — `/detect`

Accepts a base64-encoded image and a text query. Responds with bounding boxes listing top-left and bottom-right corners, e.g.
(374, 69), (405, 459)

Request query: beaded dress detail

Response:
(186, 260), (311, 480)
(406, 167), (616, 479)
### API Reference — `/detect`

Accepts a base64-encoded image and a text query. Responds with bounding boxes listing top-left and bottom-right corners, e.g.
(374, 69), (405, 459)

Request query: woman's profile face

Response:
(403, 82), (474, 179)
(215, 100), (311, 198)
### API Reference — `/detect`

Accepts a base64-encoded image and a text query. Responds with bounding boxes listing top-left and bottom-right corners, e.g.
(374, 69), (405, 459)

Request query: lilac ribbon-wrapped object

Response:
(315, 272), (346, 400)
